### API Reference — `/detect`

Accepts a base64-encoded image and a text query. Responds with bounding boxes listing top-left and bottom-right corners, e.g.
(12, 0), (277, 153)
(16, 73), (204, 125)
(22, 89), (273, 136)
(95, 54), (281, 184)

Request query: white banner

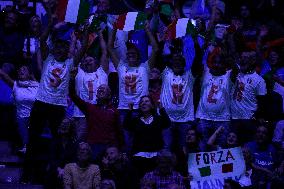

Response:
(188, 147), (246, 181)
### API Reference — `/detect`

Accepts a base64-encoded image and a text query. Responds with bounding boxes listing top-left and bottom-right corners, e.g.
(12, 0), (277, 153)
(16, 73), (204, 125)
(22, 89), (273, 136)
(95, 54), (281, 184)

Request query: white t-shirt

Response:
(196, 68), (232, 121)
(161, 67), (195, 122)
(231, 72), (267, 119)
(23, 37), (39, 55)
(274, 82), (284, 113)
(36, 55), (74, 106)
(118, 60), (149, 109)
(13, 81), (39, 118)
(73, 67), (108, 117)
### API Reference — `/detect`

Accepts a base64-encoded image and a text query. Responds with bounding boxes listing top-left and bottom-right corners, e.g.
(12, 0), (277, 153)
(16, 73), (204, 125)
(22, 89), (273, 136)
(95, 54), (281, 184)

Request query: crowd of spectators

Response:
(0, 0), (284, 189)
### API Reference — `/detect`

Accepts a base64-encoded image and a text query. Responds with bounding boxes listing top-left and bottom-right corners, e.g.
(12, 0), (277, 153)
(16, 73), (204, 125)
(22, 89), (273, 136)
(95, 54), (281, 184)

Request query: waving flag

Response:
(57, 0), (91, 24)
(114, 12), (147, 31)
(163, 18), (196, 40)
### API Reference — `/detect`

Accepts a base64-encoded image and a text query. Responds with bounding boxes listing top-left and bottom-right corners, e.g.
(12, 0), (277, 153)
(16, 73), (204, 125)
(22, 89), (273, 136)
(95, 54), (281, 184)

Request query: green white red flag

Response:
(162, 18), (196, 40)
(57, 0), (91, 24)
(114, 12), (147, 31)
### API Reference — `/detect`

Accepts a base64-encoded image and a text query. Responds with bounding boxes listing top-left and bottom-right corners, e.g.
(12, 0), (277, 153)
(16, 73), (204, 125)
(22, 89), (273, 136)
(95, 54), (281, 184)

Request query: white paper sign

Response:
(190, 178), (224, 189)
(188, 147), (246, 181)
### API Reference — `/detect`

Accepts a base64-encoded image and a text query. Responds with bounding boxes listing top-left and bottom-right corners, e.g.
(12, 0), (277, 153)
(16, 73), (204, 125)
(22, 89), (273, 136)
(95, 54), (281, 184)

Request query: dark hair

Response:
(138, 95), (156, 116)
(170, 54), (186, 68)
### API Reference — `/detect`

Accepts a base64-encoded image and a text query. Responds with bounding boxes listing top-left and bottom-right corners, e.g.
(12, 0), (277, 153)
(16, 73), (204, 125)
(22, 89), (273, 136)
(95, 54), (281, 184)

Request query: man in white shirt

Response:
(73, 31), (108, 142)
(231, 51), (267, 144)
(160, 37), (203, 149)
(196, 48), (233, 147)
(108, 22), (158, 151)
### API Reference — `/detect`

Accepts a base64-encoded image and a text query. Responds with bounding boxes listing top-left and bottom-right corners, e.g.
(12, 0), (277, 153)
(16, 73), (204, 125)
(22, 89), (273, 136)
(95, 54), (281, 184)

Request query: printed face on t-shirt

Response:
(233, 78), (253, 101)
(124, 71), (138, 94)
(171, 82), (184, 105)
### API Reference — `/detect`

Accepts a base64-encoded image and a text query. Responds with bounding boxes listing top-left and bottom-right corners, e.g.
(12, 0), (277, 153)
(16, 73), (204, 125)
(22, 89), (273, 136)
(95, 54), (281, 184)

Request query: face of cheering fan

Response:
(127, 47), (140, 67)
(226, 132), (238, 147)
(17, 66), (30, 81)
(96, 84), (111, 101)
(139, 96), (154, 113)
(186, 129), (198, 144)
(81, 56), (99, 73)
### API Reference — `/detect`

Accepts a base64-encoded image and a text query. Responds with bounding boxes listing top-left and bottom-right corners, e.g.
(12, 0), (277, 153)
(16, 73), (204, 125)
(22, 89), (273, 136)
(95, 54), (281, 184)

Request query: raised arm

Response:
(145, 21), (159, 69)
(98, 30), (109, 73)
(107, 29), (120, 69)
(0, 69), (14, 88)
(207, 126), (224, 148)
(73, 26), (89, 66)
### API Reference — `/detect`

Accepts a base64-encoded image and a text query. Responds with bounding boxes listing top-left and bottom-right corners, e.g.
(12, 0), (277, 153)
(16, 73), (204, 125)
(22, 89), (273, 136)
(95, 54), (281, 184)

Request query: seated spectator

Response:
(245, 125), (278, 188)
(63, 142), (101, 189)
(143, 150), (186, 189)
(46, 117), (77, 188)
(207, 126), (239, 150)
(124, 96), (171, 178)
(100, 146), (138, 189)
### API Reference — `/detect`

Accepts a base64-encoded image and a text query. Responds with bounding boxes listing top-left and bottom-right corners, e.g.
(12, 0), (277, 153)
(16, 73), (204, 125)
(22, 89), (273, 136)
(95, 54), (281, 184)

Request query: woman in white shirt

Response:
(0, 65), (39, 153)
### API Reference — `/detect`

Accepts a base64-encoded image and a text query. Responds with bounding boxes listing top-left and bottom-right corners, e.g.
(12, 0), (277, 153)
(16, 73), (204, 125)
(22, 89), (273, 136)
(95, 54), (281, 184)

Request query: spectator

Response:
(143, 150), (186, 189)
(0, 65), (38, 153)
(245, 125), (278, 188)
(100, 146), (138, 189)
(124, 95), (170, 178)
(160, 35), (203, 150)
(73, 30), (109, 142)
(63, 142), (101, 189)
(196, 48), (233, 147)
(23, 6), (88, 183)
(108, 21), (158, 151)
(46, 117), (77, 188)
(70, 70), (124, 160)
(207, 126), (239, 149)
(231, 51), (267, 144)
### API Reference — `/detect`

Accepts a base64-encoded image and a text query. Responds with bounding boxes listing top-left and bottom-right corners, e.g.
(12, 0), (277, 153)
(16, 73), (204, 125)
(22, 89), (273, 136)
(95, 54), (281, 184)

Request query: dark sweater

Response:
(124, 108), (170, 154)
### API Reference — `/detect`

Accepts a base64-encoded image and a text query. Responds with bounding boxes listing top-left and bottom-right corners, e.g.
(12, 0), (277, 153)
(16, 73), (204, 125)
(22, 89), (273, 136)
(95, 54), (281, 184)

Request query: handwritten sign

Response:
(188, 147), (246, 181)
(190, 178), (224, 189)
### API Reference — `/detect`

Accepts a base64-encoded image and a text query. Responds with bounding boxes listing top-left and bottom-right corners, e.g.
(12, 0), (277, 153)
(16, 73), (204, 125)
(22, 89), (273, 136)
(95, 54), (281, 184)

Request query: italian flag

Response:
(57, 0), (91, 24)
(163, 18), (196, 40)
(114, 12), (147, 31)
